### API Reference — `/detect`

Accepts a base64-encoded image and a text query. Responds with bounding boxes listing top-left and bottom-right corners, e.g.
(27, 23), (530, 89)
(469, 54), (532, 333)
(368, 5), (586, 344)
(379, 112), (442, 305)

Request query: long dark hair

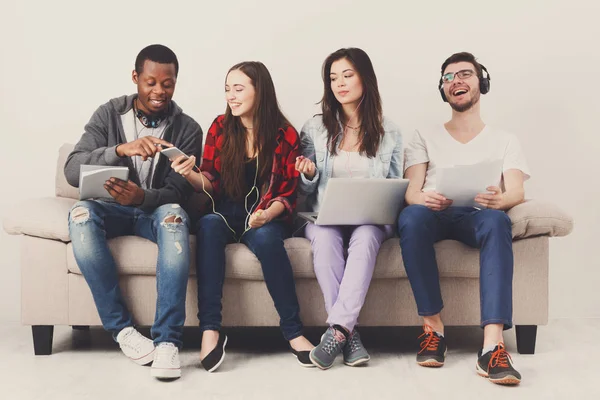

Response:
(320, 48), (384, 157)
(221, 61), (292, 200)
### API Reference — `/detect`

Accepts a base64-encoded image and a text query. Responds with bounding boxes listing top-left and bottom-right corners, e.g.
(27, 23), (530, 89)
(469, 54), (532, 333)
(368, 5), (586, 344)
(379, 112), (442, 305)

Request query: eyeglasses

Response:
(441, 69), (475, 83)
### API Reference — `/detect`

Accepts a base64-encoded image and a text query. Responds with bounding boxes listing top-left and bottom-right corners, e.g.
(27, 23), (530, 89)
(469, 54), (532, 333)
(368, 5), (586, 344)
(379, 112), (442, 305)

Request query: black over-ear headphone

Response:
(134, 99), (169, 128)
(135, 108), (164, 128)
(439, 64), (491, 102)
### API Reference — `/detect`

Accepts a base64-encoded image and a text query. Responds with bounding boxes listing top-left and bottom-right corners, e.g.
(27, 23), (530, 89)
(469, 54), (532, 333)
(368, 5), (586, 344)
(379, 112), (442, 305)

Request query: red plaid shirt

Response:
(200, 115), (300, 223)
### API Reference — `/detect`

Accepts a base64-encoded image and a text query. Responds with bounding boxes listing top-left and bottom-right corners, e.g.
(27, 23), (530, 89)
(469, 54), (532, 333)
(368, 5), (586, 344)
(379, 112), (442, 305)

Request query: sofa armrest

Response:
(508, 199), (573, 239)
(3, 197), (76, 242)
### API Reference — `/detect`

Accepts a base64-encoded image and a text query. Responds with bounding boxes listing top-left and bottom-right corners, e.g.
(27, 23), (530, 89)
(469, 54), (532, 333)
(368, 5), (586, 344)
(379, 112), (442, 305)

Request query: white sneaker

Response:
(151, 342), (181, 379)
(115, 327), (155, 366)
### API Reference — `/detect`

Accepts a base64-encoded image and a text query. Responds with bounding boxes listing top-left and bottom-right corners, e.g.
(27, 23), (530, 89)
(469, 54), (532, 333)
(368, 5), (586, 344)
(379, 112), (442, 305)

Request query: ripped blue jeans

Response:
(68, 200), (190, 347)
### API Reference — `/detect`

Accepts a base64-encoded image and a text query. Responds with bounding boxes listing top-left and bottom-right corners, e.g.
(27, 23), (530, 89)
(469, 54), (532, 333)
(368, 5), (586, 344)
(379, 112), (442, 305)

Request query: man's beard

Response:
(449, 90), (480, 112)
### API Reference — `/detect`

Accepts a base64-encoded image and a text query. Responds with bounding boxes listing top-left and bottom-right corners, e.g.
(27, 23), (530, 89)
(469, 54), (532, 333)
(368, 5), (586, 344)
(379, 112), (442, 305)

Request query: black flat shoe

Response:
(201, 332), (228, 372)
(290, 346), (315, 368)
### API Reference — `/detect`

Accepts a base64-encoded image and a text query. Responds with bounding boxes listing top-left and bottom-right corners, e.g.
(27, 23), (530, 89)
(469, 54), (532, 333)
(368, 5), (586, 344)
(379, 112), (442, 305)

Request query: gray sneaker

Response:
(343, 329), (370, 366)
(310, 327), (346, 370)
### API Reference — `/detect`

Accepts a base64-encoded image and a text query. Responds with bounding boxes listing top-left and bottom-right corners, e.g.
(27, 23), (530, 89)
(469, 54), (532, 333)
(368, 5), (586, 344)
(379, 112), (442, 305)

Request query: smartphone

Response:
(161, 147), (190, 162)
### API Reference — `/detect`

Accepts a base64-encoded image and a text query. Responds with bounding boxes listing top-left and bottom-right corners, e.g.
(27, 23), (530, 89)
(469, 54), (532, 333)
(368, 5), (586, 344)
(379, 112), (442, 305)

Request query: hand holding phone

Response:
(166, 148), (197, 177)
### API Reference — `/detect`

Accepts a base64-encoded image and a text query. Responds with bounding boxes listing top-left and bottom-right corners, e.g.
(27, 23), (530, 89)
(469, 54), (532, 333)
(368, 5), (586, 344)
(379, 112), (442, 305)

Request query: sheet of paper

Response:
(79, 165), (129, 200)
(435, 159), (503, 208)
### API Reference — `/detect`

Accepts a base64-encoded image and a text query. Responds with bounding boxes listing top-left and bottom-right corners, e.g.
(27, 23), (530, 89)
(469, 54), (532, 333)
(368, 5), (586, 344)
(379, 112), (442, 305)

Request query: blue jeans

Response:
(68, 200), (190, 347)
(397, 205), (514, 329)
(195, 210), (304, 341)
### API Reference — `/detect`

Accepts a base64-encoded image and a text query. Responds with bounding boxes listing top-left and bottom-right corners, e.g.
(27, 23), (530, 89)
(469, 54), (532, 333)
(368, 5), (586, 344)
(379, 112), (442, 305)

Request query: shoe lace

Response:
(489, 342), (512, 369)
(155, 343), (176, 363)
(121, 328), (143, 352)
(322, 329), (343, 355)
(418, 324), (440, 354)
(348, 331), (362, 352)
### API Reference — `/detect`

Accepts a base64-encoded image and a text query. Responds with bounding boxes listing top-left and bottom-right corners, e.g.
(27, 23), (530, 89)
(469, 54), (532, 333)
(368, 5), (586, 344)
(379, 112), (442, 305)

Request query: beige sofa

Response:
(3, 144), (573, 356)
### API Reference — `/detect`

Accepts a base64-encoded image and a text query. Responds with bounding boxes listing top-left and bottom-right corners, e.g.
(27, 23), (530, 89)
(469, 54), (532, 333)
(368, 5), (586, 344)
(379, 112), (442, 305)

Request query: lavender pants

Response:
(305, 223), (393, 331)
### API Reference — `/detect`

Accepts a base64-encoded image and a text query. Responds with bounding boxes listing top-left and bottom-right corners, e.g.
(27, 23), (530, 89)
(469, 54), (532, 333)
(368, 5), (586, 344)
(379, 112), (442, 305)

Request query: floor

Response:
(1, 318), (597, 400)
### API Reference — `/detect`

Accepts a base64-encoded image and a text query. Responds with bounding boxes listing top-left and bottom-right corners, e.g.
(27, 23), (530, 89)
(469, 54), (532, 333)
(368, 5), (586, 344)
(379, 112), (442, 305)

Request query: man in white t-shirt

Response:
(398, 52), (530, 386)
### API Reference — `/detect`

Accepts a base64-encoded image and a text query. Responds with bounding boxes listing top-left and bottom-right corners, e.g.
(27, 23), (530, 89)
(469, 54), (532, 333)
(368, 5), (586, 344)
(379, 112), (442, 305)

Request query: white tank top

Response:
(332, 150), (370, 178)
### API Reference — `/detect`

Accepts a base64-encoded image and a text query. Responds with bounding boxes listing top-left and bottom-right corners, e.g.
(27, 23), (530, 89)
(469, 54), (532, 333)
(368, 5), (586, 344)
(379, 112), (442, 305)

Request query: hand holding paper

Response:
(104, 178), (144, 206)
(474, 186), (505, 209)
(79, 165), (129, 200)
(422, 191), (453, 211)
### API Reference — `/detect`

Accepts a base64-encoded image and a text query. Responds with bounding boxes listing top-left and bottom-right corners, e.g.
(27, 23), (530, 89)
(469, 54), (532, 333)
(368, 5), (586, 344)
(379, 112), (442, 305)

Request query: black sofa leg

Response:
(32, 325), (54, 355)
(72, 325), (90, 331)
(515, 325), (537, 354)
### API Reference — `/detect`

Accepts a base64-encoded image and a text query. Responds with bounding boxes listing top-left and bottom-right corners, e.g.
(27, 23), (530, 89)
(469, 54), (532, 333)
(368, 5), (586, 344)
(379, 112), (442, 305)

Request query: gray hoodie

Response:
(64, 94), (203, 212)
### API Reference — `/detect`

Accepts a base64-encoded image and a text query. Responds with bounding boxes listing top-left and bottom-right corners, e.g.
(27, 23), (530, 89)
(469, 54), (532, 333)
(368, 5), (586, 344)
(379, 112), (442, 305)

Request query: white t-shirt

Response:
(404, 125), (530, 192)
(332, 150), (370, 178)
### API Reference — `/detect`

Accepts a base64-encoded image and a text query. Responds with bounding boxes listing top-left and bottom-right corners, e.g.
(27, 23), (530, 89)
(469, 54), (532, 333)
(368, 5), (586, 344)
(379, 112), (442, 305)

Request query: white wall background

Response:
(1, 0), (598, 323)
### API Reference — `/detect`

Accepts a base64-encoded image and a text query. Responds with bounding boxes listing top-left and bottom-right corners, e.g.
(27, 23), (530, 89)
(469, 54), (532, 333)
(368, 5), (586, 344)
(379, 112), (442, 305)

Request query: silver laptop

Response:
(298, 178), (409, 225)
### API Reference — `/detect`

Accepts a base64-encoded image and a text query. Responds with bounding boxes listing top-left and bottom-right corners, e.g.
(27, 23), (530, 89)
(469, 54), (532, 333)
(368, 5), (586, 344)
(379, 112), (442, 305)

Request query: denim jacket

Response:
(298, 115), (403, 212)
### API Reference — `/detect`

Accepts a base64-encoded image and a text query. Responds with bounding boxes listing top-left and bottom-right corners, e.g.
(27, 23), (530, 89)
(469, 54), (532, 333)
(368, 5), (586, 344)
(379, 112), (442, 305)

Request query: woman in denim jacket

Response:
(295, 48), (403, 369)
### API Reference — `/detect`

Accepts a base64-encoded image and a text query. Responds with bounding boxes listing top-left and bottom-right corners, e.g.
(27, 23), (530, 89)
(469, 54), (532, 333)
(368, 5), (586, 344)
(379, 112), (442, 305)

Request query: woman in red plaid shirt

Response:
(171, 61), (315, 370)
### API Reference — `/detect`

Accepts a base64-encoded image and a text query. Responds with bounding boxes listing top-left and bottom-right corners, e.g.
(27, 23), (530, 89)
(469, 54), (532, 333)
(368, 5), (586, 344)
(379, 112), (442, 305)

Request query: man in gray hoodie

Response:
(65, 44), (202, 380)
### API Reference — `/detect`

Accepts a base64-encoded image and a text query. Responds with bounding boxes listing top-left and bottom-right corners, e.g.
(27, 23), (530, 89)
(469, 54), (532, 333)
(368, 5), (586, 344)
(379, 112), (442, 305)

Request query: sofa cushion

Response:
(507, 199), (574, 238)
(66, 235), (498, 280)
(66, 236), (316, 279)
